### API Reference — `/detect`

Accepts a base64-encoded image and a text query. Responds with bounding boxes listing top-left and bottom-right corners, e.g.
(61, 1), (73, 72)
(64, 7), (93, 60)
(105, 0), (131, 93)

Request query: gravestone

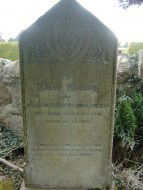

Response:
(138, 50), (143, 78)
(19, 0), (117, 189)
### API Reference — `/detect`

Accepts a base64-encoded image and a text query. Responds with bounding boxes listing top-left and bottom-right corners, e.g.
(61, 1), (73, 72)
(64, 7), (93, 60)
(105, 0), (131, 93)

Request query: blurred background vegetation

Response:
(0, 42), (19, 61)
(128, 42), (143, 55)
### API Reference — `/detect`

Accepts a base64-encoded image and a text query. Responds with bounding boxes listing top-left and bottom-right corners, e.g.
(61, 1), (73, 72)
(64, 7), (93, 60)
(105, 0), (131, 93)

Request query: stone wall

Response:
(117, 53), (138, 84)
(138, 50), (143, 78)
(0, 58), (22, 134)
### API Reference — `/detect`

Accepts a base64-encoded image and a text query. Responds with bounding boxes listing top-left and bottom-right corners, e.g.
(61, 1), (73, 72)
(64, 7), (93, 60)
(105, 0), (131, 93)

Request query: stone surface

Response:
(20, 181), (25, 190)
(117, 54), (131, 83)
(0, 58), (22, 134)
(22, 184), (115, 190)
(138, 50), (143, 78)
(20, 0), (117, 189)
(117, 54), (138, 84)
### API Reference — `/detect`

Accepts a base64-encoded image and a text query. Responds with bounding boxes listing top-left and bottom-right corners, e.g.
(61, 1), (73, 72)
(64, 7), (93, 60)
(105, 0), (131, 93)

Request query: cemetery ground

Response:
(0, 122), (24, 190)
(1, 74), (143, 189)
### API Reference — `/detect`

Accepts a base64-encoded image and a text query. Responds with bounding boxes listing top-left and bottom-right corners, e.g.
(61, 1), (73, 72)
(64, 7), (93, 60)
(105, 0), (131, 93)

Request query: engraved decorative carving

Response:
(49, 14), (90, 62)
(87, 40), (110, 64)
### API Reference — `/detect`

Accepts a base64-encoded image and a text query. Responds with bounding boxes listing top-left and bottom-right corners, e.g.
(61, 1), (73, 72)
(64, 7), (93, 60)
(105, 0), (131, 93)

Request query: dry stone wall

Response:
(0, 58), (22, 134)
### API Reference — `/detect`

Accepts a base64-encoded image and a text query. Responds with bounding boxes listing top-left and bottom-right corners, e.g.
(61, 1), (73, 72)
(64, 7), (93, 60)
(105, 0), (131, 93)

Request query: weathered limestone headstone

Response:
(138, 50), (143, 78)
(19, 0), (117, 189)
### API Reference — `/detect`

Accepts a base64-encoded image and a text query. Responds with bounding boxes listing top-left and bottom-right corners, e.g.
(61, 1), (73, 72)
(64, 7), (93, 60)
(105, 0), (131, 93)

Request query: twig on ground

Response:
(0, 158), (23, 172)
(124, 158), (143, 165)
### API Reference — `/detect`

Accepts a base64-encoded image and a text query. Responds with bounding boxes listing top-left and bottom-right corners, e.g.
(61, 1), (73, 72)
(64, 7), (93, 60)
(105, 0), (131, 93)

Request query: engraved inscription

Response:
(33, 144), (102, 157)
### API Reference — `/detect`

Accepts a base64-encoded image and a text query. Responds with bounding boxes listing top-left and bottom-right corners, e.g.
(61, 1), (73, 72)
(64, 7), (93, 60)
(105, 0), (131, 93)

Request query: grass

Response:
(0, 42), (19, 61)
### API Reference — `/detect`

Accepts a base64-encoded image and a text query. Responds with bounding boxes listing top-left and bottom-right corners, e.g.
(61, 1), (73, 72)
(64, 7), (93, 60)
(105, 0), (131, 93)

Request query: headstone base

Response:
(26, 188), (83, 190)
(24, 184), (116, 190)
(25, 188), (115, 190)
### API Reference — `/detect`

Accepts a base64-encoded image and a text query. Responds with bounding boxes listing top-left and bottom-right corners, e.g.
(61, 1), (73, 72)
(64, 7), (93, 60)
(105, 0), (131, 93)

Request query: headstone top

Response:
(20, 0), (117, 66)
(21, 0), (117, 41)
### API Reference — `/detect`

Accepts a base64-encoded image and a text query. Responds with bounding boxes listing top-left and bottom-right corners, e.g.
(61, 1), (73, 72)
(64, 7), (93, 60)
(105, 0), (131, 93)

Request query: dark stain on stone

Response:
(106, 185), (110, 190)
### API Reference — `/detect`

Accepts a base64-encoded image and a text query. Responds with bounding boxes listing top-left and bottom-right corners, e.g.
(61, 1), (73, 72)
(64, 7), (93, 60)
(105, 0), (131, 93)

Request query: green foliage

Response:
(0, 42), (19, 61)
(131, 91), (143, 128)
(128, 42), (143, 55)
(115, 95), (137, 148)
(0, 39), (5, 42)
(8, 38), (16, 42)
(115, 75), (143, 149)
